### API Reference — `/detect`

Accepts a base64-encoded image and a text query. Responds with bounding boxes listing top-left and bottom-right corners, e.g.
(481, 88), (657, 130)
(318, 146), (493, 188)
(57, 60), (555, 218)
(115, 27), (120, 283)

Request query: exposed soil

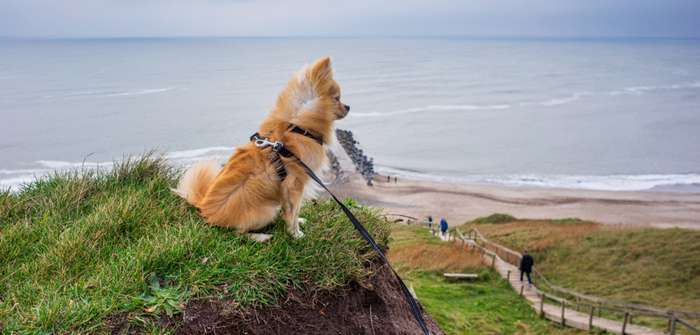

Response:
(175, 263), (444, 335)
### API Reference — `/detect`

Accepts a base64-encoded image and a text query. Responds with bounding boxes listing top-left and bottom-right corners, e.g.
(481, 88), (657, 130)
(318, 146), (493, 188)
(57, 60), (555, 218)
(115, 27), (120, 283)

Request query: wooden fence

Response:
(455, 228), (700, 335)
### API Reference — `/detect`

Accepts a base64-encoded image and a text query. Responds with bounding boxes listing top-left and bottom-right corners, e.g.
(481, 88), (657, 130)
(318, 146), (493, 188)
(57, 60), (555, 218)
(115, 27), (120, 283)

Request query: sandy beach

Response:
(328, 174), (700, 229)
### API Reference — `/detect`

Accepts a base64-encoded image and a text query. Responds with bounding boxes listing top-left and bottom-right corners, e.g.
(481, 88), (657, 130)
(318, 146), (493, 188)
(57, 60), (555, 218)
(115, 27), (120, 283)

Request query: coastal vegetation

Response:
(0, 156), (390, 333)
(388, 224), (585, 335)
(466, 215), (700, 331)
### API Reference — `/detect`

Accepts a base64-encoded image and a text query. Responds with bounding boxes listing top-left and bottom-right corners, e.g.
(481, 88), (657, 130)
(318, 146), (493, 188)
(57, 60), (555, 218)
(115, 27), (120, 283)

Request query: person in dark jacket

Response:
(439, 217), (448, 239)
(427, 215), (433, 229)
(519, 250), (534, 285)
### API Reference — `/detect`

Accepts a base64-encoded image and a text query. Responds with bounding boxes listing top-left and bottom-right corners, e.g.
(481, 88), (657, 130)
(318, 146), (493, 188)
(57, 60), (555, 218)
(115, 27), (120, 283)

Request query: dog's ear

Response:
(308, 57), (333, 84)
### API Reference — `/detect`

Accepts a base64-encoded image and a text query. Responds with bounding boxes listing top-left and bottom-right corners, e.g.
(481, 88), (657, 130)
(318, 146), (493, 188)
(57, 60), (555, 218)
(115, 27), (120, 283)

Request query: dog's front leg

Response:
(281, 178), (305, 238)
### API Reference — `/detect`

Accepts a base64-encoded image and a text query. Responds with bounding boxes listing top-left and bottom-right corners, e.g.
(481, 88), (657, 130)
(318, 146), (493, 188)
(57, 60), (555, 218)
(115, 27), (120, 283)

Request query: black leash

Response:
(251, 130), (430, 335)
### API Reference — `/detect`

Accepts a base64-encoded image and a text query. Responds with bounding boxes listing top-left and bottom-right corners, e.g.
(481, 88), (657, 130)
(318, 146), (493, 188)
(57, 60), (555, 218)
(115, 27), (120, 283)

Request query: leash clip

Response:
(253, 136), (283, 152)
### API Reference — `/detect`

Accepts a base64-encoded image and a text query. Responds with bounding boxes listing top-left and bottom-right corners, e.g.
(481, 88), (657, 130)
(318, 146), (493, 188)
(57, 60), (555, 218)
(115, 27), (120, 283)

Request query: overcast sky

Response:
(2, 0), (700, 38)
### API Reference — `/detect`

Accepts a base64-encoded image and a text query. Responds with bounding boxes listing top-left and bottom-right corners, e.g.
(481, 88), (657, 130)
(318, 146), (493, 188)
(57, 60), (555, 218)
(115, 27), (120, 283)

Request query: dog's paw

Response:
(291, 229), (305, 239)
(248, 233), (273, 243)
(297, 218), (307, 225)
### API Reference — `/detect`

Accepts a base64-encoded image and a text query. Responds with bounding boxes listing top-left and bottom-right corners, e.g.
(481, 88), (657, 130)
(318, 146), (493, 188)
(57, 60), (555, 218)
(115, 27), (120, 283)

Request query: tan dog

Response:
(174, 57), (349, 241)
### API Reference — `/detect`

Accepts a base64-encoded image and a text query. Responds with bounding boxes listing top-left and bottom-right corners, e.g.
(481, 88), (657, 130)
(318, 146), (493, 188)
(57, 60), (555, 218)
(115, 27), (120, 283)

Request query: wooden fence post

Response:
(588, 306), (595, 331)
(507, 270), (511, 281)
(520, 284), (524, 296)
(491, 254), (496, 268)
(621, 311), (629, 335)
(561, 300), (566, 327)
(540, 293), (545, 318)
(669, 314), (677, 335)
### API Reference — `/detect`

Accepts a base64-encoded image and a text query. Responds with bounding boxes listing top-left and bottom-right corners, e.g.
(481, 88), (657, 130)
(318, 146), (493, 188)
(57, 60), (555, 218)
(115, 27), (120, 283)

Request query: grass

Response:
(470, 213), (516, 225)
(0, 155), (390, 334)
(470, 218), (600, 252)
(466, 215), (700, 332)
(388, 224), (586, 335)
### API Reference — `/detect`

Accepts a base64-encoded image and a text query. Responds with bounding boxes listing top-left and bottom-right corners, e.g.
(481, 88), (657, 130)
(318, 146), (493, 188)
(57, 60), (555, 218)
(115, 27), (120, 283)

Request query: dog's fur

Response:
(173, 57), (349, 238)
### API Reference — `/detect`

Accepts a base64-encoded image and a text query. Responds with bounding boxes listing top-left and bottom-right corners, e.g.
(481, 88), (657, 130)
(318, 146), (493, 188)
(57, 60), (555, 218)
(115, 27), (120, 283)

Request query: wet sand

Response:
(328, 175), (700, 229)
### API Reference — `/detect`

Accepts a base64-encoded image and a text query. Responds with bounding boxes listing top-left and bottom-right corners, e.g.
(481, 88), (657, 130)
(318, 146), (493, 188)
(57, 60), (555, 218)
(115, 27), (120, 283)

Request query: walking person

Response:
(439, 217), (448, 240)
(519, 250), (534, 287)
(427, 215), (433, 229)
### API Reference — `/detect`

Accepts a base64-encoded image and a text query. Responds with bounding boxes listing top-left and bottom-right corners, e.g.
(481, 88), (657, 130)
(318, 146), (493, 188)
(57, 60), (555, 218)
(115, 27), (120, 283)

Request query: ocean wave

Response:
(352, 79), (700, 118)
(478, 174), (700, 191)
(351, 104), (511, 117)
(1, 147), (234, 191)
(608, 81), (700, 96)
(375, 166), (700, 191)
(0, 168), (50, 175)
(36, 160), (114, 169)
(539, 92), (591, 106)
(166, 146), (232, 159)
(0, 175), (38, 191)
(45, 87), (174, 99)
(105, 87), (174, 97)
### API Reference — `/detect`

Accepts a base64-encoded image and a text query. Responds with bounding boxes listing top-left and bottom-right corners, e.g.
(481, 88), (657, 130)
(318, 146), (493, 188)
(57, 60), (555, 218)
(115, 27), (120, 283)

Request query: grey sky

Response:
(2, 0), (699, 38)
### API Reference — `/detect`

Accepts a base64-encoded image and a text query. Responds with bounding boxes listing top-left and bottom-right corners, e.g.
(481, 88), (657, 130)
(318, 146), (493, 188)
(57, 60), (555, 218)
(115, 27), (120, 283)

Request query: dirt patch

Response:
(176, 263), (444, 335)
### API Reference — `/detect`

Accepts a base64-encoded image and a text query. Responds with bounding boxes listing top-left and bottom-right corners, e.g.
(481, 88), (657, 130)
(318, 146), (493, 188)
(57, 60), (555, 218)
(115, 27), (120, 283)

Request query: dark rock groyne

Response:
(335, 129), (376, 186)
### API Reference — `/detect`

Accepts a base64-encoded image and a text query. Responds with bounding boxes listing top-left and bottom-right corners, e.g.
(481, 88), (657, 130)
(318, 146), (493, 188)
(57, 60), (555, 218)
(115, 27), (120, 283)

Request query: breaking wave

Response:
(0, 146), (233, 192)
(44, 87), (174, 99)
(351, 104), (511, 117)
(375, 165), (700, 192)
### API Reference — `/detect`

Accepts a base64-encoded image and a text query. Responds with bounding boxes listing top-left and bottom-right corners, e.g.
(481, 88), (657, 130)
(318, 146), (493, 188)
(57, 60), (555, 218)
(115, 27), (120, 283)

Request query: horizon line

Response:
(2, 34), (700, 41)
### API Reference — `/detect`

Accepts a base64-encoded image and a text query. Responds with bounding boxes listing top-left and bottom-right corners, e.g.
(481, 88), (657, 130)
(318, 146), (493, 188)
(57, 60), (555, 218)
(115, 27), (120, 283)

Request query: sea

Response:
(2, 37), (700, 192)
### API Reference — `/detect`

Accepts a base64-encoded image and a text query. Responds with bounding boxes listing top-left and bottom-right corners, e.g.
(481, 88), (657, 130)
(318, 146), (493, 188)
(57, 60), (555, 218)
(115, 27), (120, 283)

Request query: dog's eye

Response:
(334, 96), (340, 101)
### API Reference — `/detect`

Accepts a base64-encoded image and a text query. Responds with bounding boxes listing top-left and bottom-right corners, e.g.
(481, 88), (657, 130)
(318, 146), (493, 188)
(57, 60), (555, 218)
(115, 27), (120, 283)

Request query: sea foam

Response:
(375, 165), (700, 192)
(1, 147), (233, 192)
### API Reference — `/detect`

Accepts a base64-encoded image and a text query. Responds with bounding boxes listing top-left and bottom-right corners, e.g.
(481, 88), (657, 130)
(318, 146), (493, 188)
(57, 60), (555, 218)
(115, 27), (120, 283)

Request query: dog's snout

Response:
(344, 104), (350, 112)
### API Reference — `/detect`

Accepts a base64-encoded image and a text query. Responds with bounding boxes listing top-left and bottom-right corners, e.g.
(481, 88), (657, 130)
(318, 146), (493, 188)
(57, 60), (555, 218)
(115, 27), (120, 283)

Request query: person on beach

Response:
(439, 217), (448, 239)
(427, 215), (433, 229)
(520, 250), (534, 286)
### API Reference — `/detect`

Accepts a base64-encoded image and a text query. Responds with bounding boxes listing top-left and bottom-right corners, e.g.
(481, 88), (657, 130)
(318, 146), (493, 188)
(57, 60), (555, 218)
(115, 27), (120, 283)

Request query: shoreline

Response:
(328, 174), (700, 229)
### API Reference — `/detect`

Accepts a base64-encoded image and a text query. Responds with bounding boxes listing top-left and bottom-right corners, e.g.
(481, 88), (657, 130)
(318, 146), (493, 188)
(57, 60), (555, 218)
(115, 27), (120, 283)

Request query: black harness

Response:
(248, 124), (431, 335)
(250, 124), (324, 181)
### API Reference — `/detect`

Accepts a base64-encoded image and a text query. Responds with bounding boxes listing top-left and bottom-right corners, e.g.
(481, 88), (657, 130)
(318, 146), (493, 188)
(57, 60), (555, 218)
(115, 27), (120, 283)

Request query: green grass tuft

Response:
(470, 213), (517, 225)
(0, 155), (390, 333)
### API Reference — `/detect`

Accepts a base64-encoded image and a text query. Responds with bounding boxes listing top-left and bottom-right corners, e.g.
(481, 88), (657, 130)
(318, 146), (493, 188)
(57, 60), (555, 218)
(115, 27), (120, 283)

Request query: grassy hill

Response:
(388, 224), (585, 335)
(466, 215), (700, 331)
(0, 156), (390, 333)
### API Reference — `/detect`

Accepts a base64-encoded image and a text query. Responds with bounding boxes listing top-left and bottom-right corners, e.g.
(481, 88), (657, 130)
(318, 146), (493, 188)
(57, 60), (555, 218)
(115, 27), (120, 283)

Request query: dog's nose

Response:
(344, 104), (350, 112)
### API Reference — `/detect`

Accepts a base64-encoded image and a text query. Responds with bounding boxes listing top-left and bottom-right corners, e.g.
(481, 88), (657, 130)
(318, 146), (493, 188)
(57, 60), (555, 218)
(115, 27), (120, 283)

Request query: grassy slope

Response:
(468, 215), (700, 331)
(0, 157), (389, 333)
(388, 225), (584, 335)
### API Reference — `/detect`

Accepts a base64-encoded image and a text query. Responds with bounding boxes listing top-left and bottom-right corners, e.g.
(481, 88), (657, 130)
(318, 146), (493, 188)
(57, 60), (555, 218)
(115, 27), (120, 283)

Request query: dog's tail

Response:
(172, 160), (221, 207)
